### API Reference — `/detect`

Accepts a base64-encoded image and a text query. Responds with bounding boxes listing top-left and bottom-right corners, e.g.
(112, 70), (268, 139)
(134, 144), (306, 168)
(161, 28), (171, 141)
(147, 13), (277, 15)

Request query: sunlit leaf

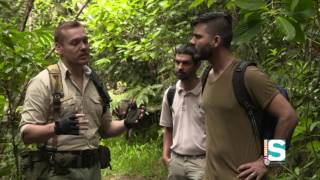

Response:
(4, 67), (13, 74)
(207, 0), (216, 8)
(0, 95), (6, 117)
(159, 0), (171, 9)
(95, 58), (111, 66)
(107, 23), (115, 32)
(294, 167), (300, 175)
(290, 0), (300, 12)
(310, 121), (320, 132)
(307, 141), (320, 153)
(234, 0), (266, 10)
(275, 16), (296, 41)
(188, 0), (205, 10)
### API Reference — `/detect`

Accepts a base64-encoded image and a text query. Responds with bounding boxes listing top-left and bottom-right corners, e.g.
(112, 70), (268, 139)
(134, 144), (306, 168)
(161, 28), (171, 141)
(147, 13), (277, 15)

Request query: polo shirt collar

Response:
(176, 79), (201, 96)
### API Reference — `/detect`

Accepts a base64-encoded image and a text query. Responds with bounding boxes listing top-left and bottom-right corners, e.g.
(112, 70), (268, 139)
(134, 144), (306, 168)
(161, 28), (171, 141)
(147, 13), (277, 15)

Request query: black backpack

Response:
(166, 85), (176, 111)
(201, 61), (290, 148)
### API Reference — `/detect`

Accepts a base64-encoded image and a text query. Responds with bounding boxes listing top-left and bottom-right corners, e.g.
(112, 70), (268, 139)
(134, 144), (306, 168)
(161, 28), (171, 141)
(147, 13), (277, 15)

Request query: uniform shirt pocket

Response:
(60, 96), (77, 116)
(86, 96), (103, 127)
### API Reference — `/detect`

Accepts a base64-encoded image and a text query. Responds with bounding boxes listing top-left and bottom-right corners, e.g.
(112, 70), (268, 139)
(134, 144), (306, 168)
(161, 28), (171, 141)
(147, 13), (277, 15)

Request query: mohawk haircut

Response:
(191, 12), (233, 48)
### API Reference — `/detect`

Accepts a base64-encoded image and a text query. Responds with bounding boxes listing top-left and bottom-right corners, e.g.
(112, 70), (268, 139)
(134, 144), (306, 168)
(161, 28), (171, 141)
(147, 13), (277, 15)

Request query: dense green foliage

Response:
(101, 136), (166, 179)
(0, 0), (319, 179)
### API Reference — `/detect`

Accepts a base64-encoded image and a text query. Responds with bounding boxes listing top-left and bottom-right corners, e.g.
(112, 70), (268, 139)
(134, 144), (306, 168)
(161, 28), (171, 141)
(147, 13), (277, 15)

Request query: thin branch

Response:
(19, 0), (35, 32)
(4, 85), (20, 178)
(75, 0), (92, 20)
(13, 82), (29, 111)
(44, 0), (92, 60)
(306, 36), (320, 46)
(44, 48), (55, 60)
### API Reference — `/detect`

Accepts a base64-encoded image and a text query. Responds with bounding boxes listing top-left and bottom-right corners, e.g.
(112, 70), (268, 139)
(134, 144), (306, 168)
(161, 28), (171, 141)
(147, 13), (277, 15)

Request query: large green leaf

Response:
(275, 16), (296, 41)
(2, 31), (14, 49)
(234, 0), (266, 10)
(234, 20), (261, 43)
(289, 19), (305, 43)
(283, 0), (316, 22)
(159, 0), (171, 9)
(188, 0), (205, 10)
(0, 0), (11, 10)
(290, 0), (300, 12)
(207, 0), (216, 8)
(292, 0), (316, 22)
(234, 12), (262, 43)
(0, 165), (11, 177)
(310, 121), (320, 132)
(0, 95), (5, 117)
(291, 123), (305, 138)
(307, 141), (320, 153)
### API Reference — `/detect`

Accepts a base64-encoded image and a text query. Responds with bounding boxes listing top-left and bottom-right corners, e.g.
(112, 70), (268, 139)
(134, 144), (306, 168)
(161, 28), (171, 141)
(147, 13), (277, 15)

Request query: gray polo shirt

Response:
(160, 80), (206, 155)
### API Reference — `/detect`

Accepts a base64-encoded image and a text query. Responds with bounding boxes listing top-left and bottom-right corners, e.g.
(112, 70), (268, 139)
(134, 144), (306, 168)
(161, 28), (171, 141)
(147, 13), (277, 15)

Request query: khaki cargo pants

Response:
(168, 152), (205, 180)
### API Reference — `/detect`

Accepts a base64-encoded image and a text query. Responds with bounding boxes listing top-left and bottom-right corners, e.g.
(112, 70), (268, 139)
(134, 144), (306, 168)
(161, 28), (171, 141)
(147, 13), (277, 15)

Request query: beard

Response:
(195, 45), (213, 61)
(175, 71), (189, 80)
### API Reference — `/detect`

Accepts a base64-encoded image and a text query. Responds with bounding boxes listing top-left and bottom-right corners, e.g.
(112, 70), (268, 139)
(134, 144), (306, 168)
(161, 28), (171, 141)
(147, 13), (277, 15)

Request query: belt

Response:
(39, 149), (99, 168)
(172, 151), (206, 158)
(46, 149), (99, 156)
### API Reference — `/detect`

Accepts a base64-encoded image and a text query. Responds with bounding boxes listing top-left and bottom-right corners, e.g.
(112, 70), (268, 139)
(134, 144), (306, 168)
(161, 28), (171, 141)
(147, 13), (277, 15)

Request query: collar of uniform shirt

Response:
(58, 60), (92, 78)
(83, 65), (92, 76)
(176, 80), (201, 96)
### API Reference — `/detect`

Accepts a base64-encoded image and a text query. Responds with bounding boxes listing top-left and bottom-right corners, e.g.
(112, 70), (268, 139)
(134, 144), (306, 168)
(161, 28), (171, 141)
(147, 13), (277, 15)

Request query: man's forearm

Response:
(102, 120), (126, 138)
(266, 94), (299, 139)
(274, 112), (298, 139)
(162, 127), (172, 159)
(22, 123), (55, 144)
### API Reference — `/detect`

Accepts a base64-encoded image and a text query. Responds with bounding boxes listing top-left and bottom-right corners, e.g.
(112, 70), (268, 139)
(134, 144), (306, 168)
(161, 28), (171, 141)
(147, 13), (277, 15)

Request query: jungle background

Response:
(0, 0), (319, 179)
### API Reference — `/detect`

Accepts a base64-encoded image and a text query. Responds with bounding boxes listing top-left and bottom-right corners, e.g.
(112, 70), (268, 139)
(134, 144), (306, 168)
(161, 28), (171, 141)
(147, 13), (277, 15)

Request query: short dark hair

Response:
(191, 12), (232, 48)
(54, 21), (83, 43)
(175, 44), (199, 64)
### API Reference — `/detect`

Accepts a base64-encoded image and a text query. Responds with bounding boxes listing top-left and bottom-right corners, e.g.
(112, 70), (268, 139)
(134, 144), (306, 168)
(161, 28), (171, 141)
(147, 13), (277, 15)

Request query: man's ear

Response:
(55, 42), (63, 55)
(210, 35), (222, 48)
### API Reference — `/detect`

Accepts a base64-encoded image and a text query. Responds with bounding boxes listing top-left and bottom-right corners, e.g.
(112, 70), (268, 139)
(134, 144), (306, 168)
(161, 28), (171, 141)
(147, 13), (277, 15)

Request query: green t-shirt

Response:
(202, 61), (279, 180)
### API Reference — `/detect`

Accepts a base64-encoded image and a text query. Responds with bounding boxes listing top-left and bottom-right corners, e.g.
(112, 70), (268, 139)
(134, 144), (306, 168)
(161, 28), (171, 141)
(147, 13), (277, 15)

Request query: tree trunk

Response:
(19, 0), (35, 32)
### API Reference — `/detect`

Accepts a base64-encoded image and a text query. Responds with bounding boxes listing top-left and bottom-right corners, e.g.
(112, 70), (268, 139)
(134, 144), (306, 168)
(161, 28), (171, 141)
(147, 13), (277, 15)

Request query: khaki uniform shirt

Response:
(160, 80), (206, 155)
(202, 61), (279, 180)
(20, 61), (112, 151)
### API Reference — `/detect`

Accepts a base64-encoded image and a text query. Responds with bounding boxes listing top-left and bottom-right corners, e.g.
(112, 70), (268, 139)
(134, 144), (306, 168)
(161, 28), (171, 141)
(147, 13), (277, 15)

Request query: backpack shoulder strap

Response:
(47, 64), (64, 116)
(201, 64), (212, 93)
(166, 85), (176, 109)
(90, 68), (111, 114)
(232, 61), (261, 138)
(46, 64), (64, 150)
